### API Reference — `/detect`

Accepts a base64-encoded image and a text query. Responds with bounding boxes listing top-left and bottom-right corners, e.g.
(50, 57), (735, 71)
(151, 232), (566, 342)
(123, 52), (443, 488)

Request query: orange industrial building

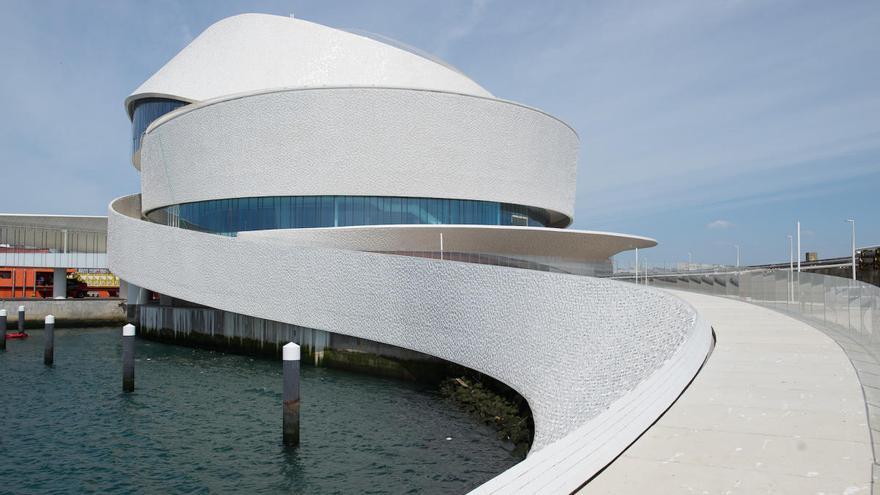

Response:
(0, 266), (119, 299)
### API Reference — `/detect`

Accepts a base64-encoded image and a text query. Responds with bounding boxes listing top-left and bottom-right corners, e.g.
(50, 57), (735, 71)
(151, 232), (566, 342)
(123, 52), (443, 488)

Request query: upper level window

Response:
(0, 270), (11, 279)
(131, 98), (187, 154)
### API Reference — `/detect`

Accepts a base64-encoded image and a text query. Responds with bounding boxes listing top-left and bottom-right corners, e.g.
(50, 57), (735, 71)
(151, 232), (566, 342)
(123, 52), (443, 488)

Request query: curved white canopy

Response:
(127, 13), (491, 115)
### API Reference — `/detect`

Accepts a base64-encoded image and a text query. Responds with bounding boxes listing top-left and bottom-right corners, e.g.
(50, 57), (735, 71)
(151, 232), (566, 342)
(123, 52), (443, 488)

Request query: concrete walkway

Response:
(585, 290), (873, 494)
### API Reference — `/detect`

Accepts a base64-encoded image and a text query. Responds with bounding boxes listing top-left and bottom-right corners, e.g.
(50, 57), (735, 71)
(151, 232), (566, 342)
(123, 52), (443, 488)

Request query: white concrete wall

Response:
(0, 252), (107, 269)
(109, 194), (711, 493)
(140, 88), (579, 225)
(239, 224), (655, 261)
(0, 298), (125, 326)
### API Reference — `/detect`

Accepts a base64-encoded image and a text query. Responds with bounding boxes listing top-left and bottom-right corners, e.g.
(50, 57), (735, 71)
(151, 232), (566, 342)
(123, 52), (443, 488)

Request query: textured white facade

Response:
(110, 195), (710, 493)
(111, 13), (713, 493)
(140, 87), (578, 224)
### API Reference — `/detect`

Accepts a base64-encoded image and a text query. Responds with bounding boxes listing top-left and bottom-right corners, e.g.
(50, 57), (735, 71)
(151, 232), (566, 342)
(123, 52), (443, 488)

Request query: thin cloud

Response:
(707, 220), (733, 230)
(433, 0), (491, 57)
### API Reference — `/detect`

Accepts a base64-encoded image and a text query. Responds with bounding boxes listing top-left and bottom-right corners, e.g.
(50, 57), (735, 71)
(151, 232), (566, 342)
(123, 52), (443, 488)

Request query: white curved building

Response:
(109, 14), (711, 493)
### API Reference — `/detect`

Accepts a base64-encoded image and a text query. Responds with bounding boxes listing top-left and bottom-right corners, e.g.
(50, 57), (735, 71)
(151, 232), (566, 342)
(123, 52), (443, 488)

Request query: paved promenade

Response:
(585, 290), (873, 494)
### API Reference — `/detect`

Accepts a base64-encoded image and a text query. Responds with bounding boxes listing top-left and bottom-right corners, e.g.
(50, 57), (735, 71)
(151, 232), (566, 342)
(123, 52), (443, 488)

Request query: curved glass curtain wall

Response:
(131, 98), (187, 153)
(146, 196), (551, 235)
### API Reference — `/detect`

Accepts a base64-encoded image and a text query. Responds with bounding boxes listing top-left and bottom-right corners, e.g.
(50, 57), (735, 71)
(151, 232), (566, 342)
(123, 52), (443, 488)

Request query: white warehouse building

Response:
(108, 14), (711, 494)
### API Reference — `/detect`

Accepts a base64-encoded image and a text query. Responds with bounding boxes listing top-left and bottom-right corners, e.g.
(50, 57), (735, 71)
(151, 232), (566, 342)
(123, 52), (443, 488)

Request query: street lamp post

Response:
(788, 234), (793, 302)
(734, 244), (740, 269)
(847, 219), (856, 280)
(634, 247), (639, 283)
(687, 252), (692, 272)
(796, 221), (801, 273)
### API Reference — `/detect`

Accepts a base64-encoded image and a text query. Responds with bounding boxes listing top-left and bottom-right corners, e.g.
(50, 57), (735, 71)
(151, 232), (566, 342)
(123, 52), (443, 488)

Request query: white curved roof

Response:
(127, 13), (491, 114)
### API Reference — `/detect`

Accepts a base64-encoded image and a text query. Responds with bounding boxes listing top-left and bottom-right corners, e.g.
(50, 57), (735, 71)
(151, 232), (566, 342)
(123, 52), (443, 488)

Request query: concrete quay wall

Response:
(131, 302), (459, 383)
(0, 299), (126, 328)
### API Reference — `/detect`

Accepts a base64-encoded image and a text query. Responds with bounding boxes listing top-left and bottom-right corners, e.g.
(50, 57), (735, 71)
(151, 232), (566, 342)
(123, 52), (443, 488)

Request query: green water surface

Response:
(0, 328), (518, 494)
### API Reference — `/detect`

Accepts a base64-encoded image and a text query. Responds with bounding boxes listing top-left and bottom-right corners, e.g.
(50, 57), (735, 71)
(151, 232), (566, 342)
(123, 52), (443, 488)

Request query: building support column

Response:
(124, 282), (148, 305)
(53, 268), (67, 299)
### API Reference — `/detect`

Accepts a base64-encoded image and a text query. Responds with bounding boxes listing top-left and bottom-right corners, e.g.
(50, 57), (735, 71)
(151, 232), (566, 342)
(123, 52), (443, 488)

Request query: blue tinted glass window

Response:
(294, 196), (304, 228)
(131, 98), (187, 154)
(390, 198), (401, 224)
(146, 195), (552, 234)
(303, 197), (316, 228)
(430, 199), (441, 224)
(403, 198), (417, 224)
(321, 197), (333, 226)
(280, 197), (291, 228)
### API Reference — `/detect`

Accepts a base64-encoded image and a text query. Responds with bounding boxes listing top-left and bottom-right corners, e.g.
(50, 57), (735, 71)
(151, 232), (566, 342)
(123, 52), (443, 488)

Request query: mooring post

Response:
(44, 315), (55, 366)
(122, 323), (136, 392)
(282, 342), (301, 447)
(18, 305), (25, 333)
(0, 309), (6, 351)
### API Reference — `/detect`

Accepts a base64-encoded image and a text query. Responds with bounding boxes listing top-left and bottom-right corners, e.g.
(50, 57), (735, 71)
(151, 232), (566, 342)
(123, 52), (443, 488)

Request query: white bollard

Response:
(122, 324), (136, 392)
(0, 309), (6, 351)
(44, 315), (55, 366)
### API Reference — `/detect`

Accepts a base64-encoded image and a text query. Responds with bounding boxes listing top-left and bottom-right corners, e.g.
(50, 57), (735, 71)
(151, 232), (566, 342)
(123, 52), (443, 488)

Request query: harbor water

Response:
(0, 328), (519, 494)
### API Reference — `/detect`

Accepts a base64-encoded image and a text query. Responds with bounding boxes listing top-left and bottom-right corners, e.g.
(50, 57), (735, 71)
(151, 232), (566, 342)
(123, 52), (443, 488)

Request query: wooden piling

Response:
(283, 342), (300, 446)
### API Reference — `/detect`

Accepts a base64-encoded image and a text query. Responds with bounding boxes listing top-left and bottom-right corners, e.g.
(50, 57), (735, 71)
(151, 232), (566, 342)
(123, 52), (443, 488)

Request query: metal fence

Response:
(622, 269), (879, 343)
(0, 224), (108, 268)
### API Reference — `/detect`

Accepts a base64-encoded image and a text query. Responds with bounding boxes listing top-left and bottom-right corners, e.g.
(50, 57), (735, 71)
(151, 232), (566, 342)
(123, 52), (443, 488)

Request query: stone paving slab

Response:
(584, 290), (873, 494)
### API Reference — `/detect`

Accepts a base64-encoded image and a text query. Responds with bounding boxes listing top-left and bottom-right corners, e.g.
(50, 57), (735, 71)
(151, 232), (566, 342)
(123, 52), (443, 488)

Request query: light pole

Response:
(847, 219), (856, 280)
(788, 234), (793, 302)
(734, 244), (740, 269)
(635, 248), (639, 283)
(687, 252), (692, 272)
(796, 221), (801, 273)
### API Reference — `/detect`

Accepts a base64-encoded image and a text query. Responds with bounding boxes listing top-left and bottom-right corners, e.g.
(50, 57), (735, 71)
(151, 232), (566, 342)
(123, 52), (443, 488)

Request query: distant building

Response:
(0, 214), (115, 299)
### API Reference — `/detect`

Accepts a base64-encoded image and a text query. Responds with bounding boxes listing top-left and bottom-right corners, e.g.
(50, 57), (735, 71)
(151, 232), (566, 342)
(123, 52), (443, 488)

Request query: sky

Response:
(1, 0), (878, 268)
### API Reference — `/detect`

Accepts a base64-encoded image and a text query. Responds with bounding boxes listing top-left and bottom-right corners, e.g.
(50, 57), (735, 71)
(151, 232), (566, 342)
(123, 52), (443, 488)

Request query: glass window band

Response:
(146, 196), (551, 235)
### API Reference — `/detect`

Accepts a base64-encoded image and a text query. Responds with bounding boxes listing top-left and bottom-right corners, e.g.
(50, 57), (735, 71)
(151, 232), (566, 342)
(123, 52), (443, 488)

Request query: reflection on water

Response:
(0, 328), (518, 494)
